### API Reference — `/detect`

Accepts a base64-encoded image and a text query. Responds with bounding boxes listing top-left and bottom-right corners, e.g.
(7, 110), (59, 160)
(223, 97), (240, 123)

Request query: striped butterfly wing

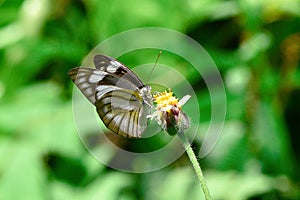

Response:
(68, 55), (152, 138)
(68, 67), (107, 104)
(95, 87), (150, 138)
(94, 55), (145, 88)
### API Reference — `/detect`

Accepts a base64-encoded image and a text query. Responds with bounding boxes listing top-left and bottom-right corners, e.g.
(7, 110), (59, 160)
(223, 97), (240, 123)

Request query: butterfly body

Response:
(68, 55), (153, 138)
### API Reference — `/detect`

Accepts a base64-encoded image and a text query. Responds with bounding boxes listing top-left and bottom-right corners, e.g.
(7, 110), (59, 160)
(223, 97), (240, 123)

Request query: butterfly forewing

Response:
(68, 67), (108, 104)
(68, 54), (152, 138)
(94, 55), (145, 88)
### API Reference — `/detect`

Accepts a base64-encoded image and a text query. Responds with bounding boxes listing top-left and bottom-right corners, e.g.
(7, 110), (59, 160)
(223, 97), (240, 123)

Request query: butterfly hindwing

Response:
(95, 88), (149, 138)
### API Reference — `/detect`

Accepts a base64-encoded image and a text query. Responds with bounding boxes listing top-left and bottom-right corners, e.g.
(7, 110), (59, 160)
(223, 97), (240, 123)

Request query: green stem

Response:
(177, 131), (212, 200)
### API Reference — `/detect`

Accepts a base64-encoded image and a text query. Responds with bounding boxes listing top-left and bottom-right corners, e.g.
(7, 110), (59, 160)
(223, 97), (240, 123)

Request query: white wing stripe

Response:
(96, 85), (120, 100)
(119, 113), (129, 134)
(76, 77), (87, 84)
(106, 65), (117, 73)
(80, 82), (90, 89)
(128, 111), (135, 137)
(89, 73), (106, 83)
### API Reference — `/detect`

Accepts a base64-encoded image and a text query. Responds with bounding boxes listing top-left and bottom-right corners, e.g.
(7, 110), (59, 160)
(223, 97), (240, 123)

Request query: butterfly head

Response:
(139, 85), (153, 108)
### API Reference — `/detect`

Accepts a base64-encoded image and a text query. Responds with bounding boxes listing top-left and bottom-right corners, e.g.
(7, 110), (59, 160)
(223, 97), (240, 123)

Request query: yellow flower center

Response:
(153, 89), (180, 112)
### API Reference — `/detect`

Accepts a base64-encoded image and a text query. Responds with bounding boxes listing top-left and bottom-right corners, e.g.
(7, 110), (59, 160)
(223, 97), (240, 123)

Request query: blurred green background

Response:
(0, 0), (300, 199)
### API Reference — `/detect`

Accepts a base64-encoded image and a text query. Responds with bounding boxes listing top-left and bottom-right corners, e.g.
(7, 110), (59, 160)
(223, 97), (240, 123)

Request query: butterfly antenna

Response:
(146, 51), (162, 84)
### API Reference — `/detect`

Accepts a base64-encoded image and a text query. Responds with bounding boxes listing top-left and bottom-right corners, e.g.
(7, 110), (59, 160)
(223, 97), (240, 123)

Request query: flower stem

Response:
(177, 131), (212, 200)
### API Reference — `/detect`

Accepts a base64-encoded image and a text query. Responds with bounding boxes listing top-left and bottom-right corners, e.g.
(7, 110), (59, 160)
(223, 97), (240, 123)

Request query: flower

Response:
(148, 89), (191, 135)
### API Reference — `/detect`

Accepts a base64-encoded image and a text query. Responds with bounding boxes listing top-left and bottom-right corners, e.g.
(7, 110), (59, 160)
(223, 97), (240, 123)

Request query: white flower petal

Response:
(178, 95), (191, 106)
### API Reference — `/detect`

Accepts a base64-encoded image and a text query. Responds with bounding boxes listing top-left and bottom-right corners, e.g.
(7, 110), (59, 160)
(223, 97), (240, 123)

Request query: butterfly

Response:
(68, 55), (153, 138)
